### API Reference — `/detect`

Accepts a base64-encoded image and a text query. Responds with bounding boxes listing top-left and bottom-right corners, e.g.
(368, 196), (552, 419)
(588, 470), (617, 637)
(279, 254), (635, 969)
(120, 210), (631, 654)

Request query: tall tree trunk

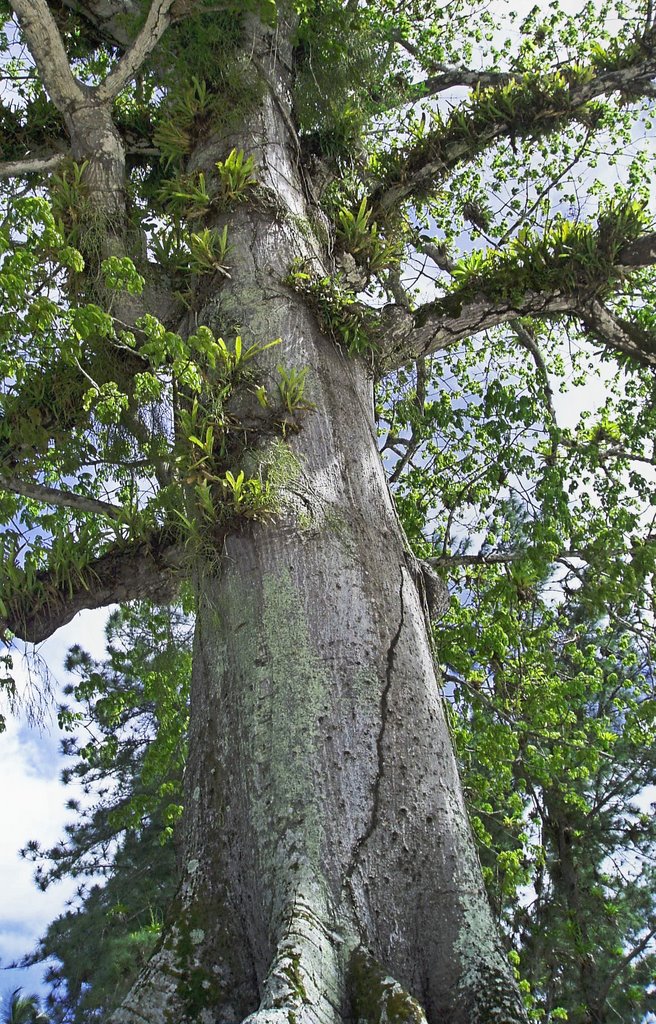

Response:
(112, 14), (528, 1024)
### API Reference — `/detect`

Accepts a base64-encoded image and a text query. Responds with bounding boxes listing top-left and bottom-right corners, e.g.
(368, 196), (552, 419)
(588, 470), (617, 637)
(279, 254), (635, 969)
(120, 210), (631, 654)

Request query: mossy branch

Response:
(369, 40), (656, 213)
(375, 214), (656, 371)
(1, 529), (185, 644)
(349, 949), (427, 1024)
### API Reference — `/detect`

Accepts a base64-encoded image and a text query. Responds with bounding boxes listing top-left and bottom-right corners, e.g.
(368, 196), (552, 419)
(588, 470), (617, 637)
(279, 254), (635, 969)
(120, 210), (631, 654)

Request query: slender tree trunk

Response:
(111, 14), (528, 1024)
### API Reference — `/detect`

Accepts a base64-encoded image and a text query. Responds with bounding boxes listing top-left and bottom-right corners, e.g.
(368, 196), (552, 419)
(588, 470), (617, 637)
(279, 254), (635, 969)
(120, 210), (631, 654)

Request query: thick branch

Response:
(376, 228), (656, 371)
(96, 0), (177, 102)
(1, 531), (185, 644)
(580, 300), (656, 369)
(370, 53), (656, 212)
(418, 68), (512, 95)
(409, 69), (515, 104)
(376, 290), (572, 371)
(8, 0), (85, 113)
(618, 231), (656, 267)
(0, 152), (68, 179)
(0, 475), (124, 518)
(51, 0), (194, 51)
(50, 0), (142, 49)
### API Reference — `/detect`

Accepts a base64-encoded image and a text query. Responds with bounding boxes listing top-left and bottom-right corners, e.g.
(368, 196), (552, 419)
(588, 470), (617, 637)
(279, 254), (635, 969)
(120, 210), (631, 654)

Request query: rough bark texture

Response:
(110, 14), (528, 1024)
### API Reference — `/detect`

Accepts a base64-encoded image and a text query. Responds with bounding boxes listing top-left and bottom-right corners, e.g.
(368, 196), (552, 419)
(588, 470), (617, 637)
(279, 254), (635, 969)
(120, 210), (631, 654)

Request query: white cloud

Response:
(0, 610), (109, 991)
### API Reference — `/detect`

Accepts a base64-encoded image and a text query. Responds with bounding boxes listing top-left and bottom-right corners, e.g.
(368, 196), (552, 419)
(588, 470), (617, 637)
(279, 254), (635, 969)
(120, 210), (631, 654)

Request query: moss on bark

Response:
(349, 949), (427, 1024)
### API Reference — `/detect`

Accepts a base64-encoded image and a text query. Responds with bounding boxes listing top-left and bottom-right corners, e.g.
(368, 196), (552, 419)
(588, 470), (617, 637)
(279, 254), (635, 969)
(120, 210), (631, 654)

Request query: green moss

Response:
(323, 508), (349, 537)
(308, 211), (332, 249)
(157, 901), (223, 1022)
(289, 214), (317, 242)
(281, 951), (308, 1003)
(213, 567), (328, 877)
(349, 949), (426, 1024)
(177, 964), (221, 1022)
(297, 509), (314, 531)
(262, 438), (302, 491)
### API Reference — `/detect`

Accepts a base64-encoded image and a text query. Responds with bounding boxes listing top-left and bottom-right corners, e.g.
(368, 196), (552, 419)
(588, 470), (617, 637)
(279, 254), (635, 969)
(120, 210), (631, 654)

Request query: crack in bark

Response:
(344, 566), (406, 927)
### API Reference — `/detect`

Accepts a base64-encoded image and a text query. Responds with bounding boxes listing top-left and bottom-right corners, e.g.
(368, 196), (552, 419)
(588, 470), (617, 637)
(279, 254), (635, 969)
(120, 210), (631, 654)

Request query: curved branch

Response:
(512, 320), (558, 424)
(8, 0), (85, 113)
(580, 300), (656, 368)
(1, 531), (185, 644)
(95, 0), (177, 102)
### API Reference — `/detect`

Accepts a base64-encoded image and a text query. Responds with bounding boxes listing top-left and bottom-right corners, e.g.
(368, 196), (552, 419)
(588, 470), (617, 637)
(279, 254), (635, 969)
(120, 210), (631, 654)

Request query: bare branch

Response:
(0, 474), (124, 519)
(391, 30), (513, 93)
(428, 547), (599, 569)
(427, 552), (522, 568)
(418, 68), (512, 95)
(0, 152), (68, 179)
(596, 924), (656, 1007)
(95, 0), (177, 102)
(1, 530), (185, 644)
(386, 34), (514, 103)
(412, 234), (456, 274)
(387, 358), (427, 485)
(8, 0), (84, 112)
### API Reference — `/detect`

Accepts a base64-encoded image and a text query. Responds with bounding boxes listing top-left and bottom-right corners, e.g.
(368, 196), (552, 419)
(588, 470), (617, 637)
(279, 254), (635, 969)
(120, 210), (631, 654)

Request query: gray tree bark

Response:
(106, 13), (528, 1024)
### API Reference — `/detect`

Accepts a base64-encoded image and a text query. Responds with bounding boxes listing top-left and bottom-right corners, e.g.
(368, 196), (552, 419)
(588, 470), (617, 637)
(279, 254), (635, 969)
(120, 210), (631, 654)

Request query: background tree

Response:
(22, 604), (189, 1024)
(2, 1), (656, 1023)
(1, 989), (47, 1024)
(441, 506), (656, 1023)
